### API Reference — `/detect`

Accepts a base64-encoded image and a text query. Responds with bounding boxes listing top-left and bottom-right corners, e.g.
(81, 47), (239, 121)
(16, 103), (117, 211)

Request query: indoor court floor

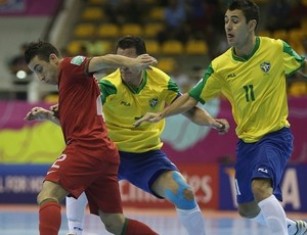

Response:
(0, 205), (306, 235)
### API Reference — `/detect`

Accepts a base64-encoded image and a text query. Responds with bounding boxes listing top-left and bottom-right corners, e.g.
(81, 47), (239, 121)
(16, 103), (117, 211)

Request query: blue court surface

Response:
(0, 205), (306, 235)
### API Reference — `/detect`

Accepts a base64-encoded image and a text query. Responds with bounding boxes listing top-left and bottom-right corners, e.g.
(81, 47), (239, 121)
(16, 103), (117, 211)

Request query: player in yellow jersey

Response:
(57, 36), (228, 235)
(134, 1), (307, 235)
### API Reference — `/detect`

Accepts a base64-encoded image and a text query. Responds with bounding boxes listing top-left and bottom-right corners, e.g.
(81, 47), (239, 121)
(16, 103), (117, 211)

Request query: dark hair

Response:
(116, 36), (147, 55)
(24, 41), (60, 64)
(228, 0), (259, 29)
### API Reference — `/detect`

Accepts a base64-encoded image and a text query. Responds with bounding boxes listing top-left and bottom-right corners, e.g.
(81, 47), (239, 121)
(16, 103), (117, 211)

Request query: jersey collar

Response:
(123, 70), (147, 94)
(231, 36), (260, 62)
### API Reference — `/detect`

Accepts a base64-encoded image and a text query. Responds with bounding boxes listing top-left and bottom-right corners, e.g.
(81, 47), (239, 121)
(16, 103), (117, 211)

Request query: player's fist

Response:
(133, 112), (162, 127)
(24, 107), (53, 121)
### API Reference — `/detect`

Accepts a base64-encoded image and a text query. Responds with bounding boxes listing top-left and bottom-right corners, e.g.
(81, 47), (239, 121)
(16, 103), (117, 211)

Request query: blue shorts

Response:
(235, 127), (293, 204)
(118, 150), (178, 198)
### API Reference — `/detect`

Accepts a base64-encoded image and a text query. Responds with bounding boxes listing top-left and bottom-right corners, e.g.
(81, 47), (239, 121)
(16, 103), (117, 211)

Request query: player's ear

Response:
(49, 53), (58, 62)
(248, 19), (257, 32)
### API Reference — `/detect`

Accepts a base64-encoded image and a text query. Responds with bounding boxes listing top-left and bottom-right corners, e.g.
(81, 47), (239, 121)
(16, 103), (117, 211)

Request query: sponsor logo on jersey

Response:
(260, 61), (271, 73)
(149, 98), (158, 108)
(70, 56), (86, 66)
(120, 101), (131, 106)
(227, 73), (236, 78)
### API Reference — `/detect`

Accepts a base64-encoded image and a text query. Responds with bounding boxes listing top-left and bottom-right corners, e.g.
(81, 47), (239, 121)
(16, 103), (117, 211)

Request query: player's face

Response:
(224, 9), (251, 48)
(117, 47), (141, 84)
(28, 54), (60, 85)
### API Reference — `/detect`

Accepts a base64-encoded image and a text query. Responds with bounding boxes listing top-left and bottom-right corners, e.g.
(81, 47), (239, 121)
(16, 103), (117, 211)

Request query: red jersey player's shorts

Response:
(45, 141), (123, 215)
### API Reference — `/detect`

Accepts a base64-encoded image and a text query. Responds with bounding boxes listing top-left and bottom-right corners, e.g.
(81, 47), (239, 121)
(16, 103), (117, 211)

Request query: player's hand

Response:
(211, 118), (230, 135)
(132, 54), (157, 72)
(49, 103), (59, 118)
(133, 112), (162, 127)
(49, 104), (58, 112)
(24, 107), (54, 121)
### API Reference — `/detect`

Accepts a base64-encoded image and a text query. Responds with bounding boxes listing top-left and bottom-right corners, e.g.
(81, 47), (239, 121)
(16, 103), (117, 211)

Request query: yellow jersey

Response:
(99, 67), (179, 152)
(189, 37), (305, 142)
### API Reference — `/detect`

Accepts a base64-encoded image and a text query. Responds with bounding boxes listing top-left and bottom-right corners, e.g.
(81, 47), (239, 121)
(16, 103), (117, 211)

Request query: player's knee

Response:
(164, 172), (196, 210)
(37, 190), (49, 205)
(99, 212), (125, 234)
(251, 179), (272, 202)
(238, 208), (257, 218)
(104, 221), (121, 234)
(37, 193), (58, 205)
(37, 188), (60, 205)
(238, 202), (260, 218)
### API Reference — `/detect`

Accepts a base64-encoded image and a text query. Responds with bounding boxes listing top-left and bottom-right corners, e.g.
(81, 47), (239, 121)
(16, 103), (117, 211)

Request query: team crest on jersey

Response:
(149, 98), (158, 108)
(70, 56), (85, 66)
(260, 61), (271, 73)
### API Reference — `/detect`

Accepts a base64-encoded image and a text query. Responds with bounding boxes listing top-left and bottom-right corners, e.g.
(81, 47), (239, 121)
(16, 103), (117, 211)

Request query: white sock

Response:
(251, 211), (267, 226)
(252, 210), (297, 234)
(66, 192), (88, 235)
(176, 205), (206, 235)
(258, 195), (287, 235)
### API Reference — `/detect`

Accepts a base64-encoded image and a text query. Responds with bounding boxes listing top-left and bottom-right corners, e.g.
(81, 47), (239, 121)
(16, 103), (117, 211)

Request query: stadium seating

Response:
(97, 23), (120, 39)
(80, 7), (105, 21)
(121, 23), (143, 37)
(66, 40), (86, 55)
(145, 40), (160, 55)
(88, 0), (105, 5)
(73, 23), (96, 38)
(161, 40), (184, 55)
(148, 7), (165, 21)
(156, 57), (176, 73)
(144, 23), (164, 38)
(185, 40), (208, 55)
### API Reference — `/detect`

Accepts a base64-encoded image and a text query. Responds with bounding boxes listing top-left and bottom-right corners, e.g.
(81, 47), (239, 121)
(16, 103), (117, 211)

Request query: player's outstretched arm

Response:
(88, 54), (157, 73)
(134, 93), (197, 127)
(184, 106), (230, 134)
(24, 106), (60, 125)
(298, 59), (307, 78)
(213, 118), (230, 135)
(133, 112), (163, 127)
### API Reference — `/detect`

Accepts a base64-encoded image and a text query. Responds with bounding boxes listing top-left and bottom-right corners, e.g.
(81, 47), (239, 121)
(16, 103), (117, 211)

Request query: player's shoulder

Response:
(211, 48), (232, 69)
(259, 36), (283, 49)
(146, 66), (171, 82)
(100, 69), (120, 82)
(62, 56), (87, 66)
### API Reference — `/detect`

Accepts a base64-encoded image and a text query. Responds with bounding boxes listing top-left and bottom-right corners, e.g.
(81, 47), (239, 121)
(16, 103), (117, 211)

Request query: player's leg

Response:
(253, 128), (307, 235)
(236, 128), (307, 235)
(239, 199), (307, 235)
(119, 150), (205, 235)
(236, 144), (288, 234)
(88, 150), (158, 235)
(152, 170), (206, 235)
(66, 192), (88, 235)
(252, 178), (288, 235)
(97, 211), (159, 235)
(252, 178), (307, 235)
(38, 180), (69, 235)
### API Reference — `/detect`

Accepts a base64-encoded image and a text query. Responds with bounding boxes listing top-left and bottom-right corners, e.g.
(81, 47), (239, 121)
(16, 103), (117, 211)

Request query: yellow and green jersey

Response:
(189, 36), (305, 142)
(99, 67), (179, 152)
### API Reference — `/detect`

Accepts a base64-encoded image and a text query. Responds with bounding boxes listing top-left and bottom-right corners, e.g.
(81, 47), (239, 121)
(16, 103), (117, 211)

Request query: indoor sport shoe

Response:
(294, 220), (307, 235)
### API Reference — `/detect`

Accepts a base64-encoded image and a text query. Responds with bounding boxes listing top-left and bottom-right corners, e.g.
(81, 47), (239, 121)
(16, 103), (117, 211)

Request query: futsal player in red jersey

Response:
(24, 41), (158, 235)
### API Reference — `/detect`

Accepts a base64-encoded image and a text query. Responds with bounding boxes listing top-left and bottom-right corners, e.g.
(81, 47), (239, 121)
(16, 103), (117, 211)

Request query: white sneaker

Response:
(294, 220), (307, 235)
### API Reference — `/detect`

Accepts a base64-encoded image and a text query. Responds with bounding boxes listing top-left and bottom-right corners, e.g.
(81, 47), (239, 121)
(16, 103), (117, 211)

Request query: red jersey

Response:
(46, 56), (122, 214)
(57, 56), (113, 149)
